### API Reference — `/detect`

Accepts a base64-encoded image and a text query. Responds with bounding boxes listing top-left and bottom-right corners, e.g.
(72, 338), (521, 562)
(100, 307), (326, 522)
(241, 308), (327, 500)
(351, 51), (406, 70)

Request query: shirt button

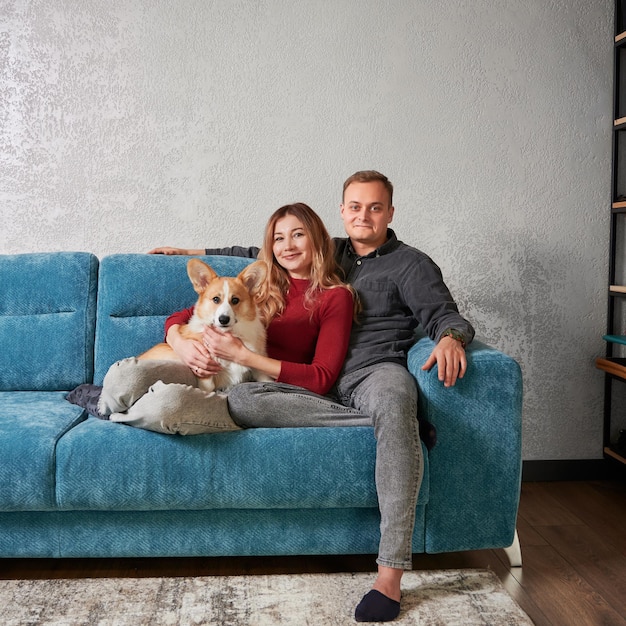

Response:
(356, 260), (362, 266)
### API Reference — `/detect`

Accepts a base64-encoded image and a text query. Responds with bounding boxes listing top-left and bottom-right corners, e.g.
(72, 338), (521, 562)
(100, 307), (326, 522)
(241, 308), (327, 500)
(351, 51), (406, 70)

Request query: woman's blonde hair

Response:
(256, 202), (357, 323)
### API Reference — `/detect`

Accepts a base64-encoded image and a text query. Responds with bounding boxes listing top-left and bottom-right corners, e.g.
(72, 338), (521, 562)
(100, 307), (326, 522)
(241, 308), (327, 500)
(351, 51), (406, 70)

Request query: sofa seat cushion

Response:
(0, 392), (86, 511)
(55, 418), (429, 512)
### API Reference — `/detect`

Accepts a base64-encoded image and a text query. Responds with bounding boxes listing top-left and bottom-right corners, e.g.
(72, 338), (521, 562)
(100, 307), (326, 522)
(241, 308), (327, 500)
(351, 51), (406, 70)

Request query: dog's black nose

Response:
(218, 315), (230, 326)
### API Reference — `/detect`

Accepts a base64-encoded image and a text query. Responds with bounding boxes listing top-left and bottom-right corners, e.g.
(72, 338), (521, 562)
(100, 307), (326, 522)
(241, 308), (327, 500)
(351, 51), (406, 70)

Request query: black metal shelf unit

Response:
(597, 0), (626, 466)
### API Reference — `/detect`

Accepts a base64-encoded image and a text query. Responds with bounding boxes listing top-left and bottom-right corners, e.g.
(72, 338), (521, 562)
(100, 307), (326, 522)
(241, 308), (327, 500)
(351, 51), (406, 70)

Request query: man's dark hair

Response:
(342, 170), (393, 204)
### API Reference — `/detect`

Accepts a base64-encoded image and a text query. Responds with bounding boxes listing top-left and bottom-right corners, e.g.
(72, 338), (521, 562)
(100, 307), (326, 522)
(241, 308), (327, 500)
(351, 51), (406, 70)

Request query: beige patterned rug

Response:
(1, 569), (533, 625)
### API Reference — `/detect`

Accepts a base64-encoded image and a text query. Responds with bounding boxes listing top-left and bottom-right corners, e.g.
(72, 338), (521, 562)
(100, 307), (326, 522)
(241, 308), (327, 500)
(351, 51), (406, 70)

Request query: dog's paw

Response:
(196, 377), (216, 393)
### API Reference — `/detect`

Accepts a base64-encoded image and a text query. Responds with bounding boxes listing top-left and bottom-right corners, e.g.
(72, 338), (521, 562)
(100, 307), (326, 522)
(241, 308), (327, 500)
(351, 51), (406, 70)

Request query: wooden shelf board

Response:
(615, 116), (626, 128)
(610, 285), (626, 294)
(605, 446), (626, 465)
(596, 356), (626, 379)
(613, 200), (626, 209)
(617, 31), (626, 44)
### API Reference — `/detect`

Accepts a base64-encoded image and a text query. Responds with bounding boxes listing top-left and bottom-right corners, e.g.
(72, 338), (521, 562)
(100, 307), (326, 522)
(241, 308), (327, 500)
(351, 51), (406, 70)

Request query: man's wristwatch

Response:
(440, 328), (466, 349)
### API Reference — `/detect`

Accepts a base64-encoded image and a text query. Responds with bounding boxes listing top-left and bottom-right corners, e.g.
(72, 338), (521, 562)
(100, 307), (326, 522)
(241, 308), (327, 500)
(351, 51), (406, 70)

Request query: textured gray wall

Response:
(0, 0), (617, 460)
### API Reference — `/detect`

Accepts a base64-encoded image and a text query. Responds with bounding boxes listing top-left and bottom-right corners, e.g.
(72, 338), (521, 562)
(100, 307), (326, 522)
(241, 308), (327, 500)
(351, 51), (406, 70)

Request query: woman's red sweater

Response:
(164, 277), (353, 395)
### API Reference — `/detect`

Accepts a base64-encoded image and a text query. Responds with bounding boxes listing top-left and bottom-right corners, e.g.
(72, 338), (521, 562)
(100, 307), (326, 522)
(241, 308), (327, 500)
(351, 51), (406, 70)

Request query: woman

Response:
(97, 203), (357, 433)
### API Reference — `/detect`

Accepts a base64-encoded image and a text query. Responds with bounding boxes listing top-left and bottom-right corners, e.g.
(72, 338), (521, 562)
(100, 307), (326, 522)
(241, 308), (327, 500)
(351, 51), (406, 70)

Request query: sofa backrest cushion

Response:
(0, 252), (99, 391)
(93, 254), (254, 384)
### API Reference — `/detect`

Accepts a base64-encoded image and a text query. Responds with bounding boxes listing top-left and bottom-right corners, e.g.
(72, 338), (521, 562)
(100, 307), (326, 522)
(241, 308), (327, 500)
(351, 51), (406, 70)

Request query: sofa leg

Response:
(503, 529), (522, 567)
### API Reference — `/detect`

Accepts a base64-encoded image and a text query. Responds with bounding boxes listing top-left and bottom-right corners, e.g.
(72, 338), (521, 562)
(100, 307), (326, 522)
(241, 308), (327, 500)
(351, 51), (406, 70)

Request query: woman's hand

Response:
(202, 326), (247, 364)
(203, 326), (282, 381)
(166, 325), (222, 378)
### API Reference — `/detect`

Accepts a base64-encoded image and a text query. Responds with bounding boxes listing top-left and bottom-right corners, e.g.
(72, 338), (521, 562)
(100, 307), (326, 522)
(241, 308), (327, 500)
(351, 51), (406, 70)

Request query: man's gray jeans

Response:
(228, 362), (423, 570)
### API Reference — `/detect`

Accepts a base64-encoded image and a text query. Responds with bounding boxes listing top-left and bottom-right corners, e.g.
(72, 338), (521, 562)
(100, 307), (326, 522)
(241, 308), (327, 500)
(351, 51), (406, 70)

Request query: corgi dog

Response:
(139, 258), (271, 392)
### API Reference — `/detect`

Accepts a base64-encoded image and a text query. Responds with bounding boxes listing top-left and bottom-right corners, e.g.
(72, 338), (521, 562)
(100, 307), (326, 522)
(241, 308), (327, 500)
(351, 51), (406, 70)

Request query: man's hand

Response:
(148, 247), (205, 255)
(421, 335), (467, 387)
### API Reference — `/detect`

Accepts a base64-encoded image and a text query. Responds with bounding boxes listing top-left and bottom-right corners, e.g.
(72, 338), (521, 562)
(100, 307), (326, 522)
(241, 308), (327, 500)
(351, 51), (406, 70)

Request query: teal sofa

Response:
(0, 252), (523, 563)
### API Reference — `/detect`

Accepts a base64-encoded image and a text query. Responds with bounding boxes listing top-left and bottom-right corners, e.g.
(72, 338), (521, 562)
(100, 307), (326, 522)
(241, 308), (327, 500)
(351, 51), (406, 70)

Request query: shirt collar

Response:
(347, 229), (399, 259)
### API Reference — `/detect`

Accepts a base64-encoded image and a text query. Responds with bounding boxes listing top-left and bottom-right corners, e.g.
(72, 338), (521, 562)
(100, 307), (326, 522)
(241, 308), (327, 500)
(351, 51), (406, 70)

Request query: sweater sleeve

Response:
(277, 287), (354, 395)
(400, 255), (475, 346)
(204, 246), (260, 258)
(164, 306), (194, 340)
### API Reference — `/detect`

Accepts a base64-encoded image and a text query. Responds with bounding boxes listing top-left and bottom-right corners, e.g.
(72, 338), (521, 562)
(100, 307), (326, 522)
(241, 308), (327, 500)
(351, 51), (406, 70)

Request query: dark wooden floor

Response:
(1, 480), (626, 625)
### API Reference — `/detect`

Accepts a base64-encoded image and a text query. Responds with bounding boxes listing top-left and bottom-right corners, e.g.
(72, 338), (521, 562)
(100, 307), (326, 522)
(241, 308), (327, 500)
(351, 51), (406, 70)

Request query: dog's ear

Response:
(187, 259), (218, 294)
(238, 260), (267, 295)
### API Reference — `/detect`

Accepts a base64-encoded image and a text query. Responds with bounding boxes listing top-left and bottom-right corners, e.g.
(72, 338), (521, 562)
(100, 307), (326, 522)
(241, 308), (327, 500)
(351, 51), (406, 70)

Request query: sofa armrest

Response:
(407, 337), (523, 553)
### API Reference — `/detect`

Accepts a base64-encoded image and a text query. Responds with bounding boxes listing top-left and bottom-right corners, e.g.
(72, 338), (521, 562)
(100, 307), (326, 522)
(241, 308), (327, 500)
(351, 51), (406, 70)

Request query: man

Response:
(151, 171), (474, 622)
